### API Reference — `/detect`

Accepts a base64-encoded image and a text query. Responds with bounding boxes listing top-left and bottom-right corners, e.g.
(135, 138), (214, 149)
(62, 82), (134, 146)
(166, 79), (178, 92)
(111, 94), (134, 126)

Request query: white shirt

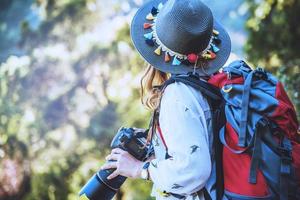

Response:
(148, 82), (214, 200)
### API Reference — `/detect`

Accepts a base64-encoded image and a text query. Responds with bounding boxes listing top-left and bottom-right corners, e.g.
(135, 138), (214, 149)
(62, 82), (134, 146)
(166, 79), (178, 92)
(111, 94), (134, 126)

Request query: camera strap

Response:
(156, 121), (172, 159)
(149, 80), (172, 159)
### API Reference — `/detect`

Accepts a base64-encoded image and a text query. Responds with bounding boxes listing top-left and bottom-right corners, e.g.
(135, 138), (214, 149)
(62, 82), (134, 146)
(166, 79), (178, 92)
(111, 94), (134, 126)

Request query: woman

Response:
(101, 0), (231, 199)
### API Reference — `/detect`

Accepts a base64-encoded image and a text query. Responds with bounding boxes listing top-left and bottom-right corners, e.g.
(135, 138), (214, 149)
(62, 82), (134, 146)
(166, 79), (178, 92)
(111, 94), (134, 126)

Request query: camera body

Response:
(79, 127), (152, 200)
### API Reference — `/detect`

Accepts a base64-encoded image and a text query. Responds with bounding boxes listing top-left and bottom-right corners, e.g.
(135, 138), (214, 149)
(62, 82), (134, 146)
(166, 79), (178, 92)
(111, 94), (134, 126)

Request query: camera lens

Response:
(79, 173), (116, 200)
(79, 167), (127, 200)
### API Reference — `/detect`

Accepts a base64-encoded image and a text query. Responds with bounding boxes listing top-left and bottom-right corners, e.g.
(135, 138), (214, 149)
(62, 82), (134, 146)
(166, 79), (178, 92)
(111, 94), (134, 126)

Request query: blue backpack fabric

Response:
(155, 60), (300, 200)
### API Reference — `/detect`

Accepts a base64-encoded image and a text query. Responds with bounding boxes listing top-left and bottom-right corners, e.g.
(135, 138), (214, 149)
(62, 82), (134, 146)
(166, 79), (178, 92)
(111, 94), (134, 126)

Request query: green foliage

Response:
(0, 0), (154, 199)
(123, 179), (154, 200)
(2, 0), (298, 199)
(245, 0), (300, 118)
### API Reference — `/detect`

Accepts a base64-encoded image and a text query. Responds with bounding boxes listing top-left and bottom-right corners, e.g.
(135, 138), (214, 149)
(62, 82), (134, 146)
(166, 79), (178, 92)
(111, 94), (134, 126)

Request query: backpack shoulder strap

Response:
(157, 74), (225, 200)
(171, 74), (223, 102)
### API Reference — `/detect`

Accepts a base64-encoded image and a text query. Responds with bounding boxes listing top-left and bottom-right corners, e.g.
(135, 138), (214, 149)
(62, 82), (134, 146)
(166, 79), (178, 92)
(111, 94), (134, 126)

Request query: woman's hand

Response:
(101, 148), (144, 180)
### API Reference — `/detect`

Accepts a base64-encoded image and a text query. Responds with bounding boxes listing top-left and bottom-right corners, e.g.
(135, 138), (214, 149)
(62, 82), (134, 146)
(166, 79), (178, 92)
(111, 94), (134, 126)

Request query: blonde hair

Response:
(140, 64), (169, 110)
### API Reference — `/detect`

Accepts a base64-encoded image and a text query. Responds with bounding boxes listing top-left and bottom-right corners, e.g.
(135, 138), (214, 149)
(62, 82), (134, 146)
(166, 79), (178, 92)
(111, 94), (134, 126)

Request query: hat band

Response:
(143, 3), (222, 66)
(152, 23), (213, 60)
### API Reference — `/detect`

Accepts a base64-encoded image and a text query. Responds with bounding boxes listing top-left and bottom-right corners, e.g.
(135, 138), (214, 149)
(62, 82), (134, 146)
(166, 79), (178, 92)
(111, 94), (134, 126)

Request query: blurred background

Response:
(0, 0), (299, 199)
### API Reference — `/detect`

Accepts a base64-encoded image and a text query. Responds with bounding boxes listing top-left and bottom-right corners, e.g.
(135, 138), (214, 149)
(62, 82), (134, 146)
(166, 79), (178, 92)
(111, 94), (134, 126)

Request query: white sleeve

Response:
(148, 83), (212, 195)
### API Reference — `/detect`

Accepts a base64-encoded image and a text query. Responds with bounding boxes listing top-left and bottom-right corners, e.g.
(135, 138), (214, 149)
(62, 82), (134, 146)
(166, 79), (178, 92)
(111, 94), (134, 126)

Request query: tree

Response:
(0, 0), (153, 199)
(0, 55), (31, 200)
(245, 0), (300, 119)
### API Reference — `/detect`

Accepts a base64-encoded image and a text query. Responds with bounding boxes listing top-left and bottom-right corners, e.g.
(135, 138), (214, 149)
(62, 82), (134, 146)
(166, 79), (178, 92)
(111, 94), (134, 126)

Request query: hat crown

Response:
(156, 0), (214, 55)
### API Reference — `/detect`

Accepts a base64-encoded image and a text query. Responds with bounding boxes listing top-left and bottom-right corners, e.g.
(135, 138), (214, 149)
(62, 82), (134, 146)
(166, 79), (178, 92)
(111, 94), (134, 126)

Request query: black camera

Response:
(78, 127), (153, 200)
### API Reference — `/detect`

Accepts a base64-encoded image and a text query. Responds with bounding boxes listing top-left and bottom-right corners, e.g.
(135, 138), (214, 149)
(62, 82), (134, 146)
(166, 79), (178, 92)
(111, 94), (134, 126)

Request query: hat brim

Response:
(130, 0), (231, 76)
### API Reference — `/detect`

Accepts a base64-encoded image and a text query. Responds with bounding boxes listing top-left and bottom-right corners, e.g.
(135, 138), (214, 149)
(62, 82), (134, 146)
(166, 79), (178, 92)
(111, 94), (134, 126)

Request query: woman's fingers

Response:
(101, 161), (117, 170)
(105, 148), (125, 161)
(107, 169), (120, 180)
(101, 148), (144, 179)
(111, 148), (126, 154)
(105, 153), (120, 161)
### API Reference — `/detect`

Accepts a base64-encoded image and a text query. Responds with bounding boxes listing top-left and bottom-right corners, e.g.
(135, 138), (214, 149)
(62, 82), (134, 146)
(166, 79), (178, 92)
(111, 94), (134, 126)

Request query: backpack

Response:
(158, 60), (300, 200)
(208, 60), (300, 200)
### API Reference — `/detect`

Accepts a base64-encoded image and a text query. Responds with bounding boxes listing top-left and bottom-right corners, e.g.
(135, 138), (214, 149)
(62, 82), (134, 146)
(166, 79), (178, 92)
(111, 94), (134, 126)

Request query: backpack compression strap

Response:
(224, 66), (269, 148)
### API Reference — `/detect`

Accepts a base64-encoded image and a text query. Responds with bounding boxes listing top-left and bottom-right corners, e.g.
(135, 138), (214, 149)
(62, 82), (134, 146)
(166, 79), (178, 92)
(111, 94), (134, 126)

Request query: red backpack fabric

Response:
(208, 60), (300, 200)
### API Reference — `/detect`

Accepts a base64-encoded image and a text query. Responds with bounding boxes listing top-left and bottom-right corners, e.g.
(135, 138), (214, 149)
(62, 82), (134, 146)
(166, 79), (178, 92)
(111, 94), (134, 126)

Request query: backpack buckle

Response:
(254, 68), (268, 80)
(222, 85), (233, 93)
(277, 146), (292, 161)
(256, 118), (269, 128)
(226, 72), (232, 80)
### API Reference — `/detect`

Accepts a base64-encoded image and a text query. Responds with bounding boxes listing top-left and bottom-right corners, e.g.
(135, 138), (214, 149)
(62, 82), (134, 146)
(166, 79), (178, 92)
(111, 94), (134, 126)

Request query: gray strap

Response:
(279, 137), (292, 200)
(219, 126), (254, 154)
(248, 121), (265, 184)
(238, 71), (255, 147)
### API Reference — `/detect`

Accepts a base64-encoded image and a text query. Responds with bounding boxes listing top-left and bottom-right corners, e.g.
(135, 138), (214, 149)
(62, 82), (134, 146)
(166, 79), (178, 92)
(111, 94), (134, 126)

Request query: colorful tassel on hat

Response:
(151, 7), (158, 15)
(144, 32), (153, 40)
(172, 56), (181, 65)
(146, 13), (155, 20)
(144, 23), (153, 29)
(213, 29), (219, 35)
(145, 39), (155, 46)
(187, 53), (198, 64)
(211, 44), (220, 53)
(202, 53), (212, 60)
(202, 51), (217, 60)
(154, 46), (162, 55)
(164, 52), (171, 62)
(209, 51), (217, 59)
